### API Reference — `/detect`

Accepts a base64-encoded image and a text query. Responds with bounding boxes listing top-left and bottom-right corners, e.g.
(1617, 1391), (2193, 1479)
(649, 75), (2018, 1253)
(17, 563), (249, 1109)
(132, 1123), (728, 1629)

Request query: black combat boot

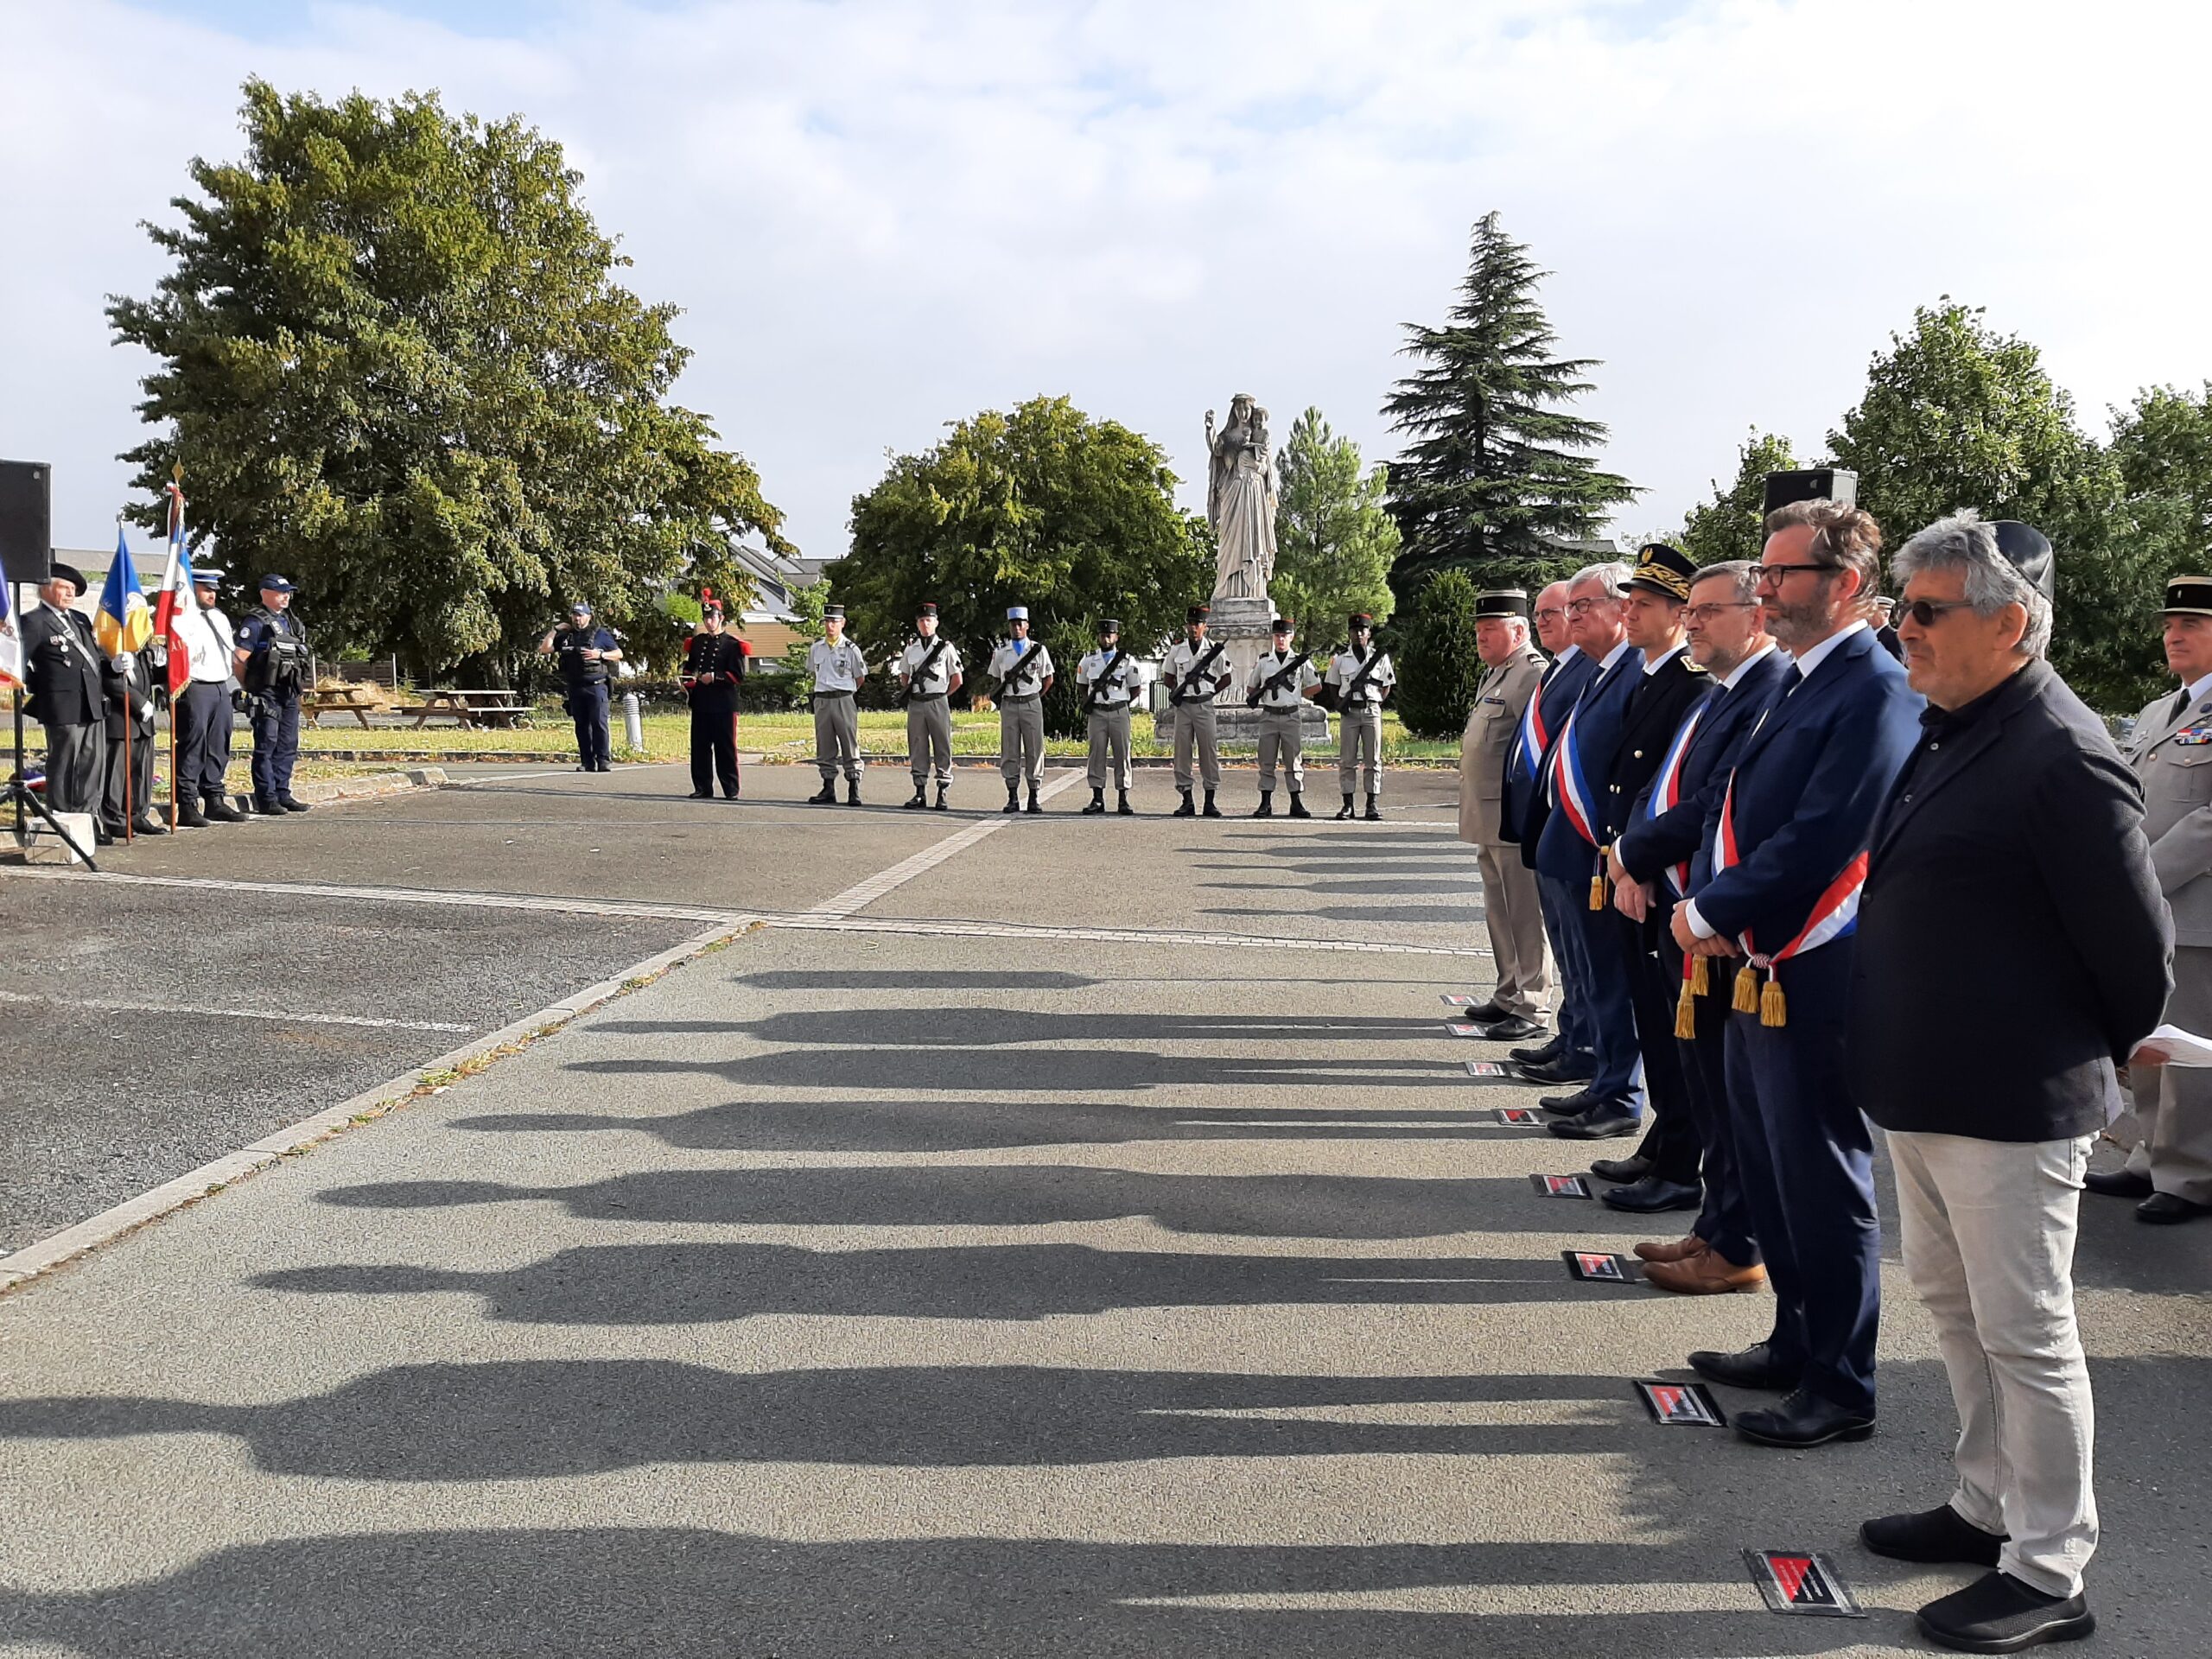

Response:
(1334, 792), (1357, 820)
(845, 779), (861, 806)
(1252, 791), (1274, 819)
(1287, 792), (1312, 819)
(1116, 789), (1134, 816)
(1004, 787), (1022, 815)
(1363, 793), (1382, 822)
(174, 799), (211, 828)
(904, 784), (928, 810)
(1025, 786), (1043, 815)
(807, 779), (837, 804)
(1082, 788), (1106, 815)
(933, 784), (950, 811)
(1202, 790), (1223, 818)
(1173, 789), (1196, 817)
(205, 795), (246, 823)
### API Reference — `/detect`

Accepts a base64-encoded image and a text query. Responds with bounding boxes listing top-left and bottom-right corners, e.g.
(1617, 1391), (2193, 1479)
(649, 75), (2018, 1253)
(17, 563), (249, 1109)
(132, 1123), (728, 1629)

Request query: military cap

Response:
(823, 603), (845, 619)
(1475, 589), (1530, 619)
(1187, 604), (1211, 624)
(2162, 576), (2212, 618)
(1348, 611), (1374, 630)
(1626, 543), (1696, 603)
(191, 565), (223, 587)
(1099, 617), (1122, 633)
(916, 601), (938, 619)
(47, 562), (87, 594)
(257, 574), (295, 593)
(1007, 605), (1029, 621)
(1990, 522), (2054, 601)
(1270, 616), (1294, 633)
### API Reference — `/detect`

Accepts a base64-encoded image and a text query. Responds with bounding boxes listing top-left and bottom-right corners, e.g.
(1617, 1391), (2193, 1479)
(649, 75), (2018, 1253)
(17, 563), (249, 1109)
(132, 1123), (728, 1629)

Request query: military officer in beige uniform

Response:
(897, 601), (963, 811)
(1324, 612), (1395, 819)
(987, 605), (1054, 814)
(1459, 589), (1551, 1038)
(1164, 604), (1233, 817)
(805, 605), (867, 804)
(1244, 616), (1319, 817)
(1076, 619), (1141, 816)
(2097, 575), (2212, 1223)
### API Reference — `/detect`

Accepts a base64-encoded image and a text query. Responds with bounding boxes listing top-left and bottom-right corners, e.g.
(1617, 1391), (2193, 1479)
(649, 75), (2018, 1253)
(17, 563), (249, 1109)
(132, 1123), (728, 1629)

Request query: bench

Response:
(401, 689), (535, 731)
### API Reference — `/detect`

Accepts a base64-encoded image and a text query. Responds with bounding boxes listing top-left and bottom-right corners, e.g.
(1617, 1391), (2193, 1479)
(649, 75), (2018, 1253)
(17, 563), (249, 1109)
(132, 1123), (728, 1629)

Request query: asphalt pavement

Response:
(1, 761), (2208, 1656)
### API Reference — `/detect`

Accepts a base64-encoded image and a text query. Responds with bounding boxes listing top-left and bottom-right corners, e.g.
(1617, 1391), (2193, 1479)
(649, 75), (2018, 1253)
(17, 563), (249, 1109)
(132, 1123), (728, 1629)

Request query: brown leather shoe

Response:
(1645, 1254), (1768, 1295)
(1633, 1234), (1707, 1264)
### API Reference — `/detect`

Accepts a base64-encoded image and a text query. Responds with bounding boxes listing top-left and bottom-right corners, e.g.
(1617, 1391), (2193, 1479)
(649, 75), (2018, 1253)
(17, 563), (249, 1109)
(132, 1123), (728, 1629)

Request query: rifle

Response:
(1166, 639), (1229, 706)
(1245, 649), (1313, 709)
(1338, 645), (1389, 709)
(991, 639), (1043, 697)
(1082, 646), (1128, 714)
(898, 634), (951, 707)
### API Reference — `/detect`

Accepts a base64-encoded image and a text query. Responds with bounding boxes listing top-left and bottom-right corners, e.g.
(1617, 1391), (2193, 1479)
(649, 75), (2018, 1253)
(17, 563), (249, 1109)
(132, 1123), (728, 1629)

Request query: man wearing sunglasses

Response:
(1667, 494), (1921, 1450)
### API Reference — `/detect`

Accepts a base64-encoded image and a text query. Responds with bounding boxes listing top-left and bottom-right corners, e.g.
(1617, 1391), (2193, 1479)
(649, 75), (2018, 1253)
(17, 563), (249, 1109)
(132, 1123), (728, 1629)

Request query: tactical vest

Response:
(555, 628), (610, 685)
(245, 607), (311, 695)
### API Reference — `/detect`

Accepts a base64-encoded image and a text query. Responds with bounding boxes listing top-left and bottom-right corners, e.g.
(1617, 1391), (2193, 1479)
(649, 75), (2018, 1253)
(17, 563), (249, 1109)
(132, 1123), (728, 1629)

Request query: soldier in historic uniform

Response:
(1323, 612), (1395, 819)
(1076, 618), (1141, 816)
(805, 604), (866, 804)
(987, 606), (1054, 814)
(2095, 574), (2212, 1223)
(896, 601), (963, 811)
(681, 601), (747, 799)
(1457, 589), (1549, 1040)
(1163, 604), (1232, 817)
(1246, 615), (1318, 817)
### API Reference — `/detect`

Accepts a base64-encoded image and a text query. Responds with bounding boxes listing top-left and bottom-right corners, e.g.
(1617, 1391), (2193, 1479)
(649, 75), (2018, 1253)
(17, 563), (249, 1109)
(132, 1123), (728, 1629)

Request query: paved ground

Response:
(1, 761), (2208, 1656)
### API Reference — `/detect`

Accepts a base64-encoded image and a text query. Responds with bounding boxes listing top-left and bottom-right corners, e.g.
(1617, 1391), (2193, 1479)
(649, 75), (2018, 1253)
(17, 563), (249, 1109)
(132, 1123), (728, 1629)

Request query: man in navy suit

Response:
(1529, 563), (1647, 1128)
(1612, 561), (1789, 1287)
(1670, 498), (1923, 1447)
(1509, 580), (1600, 1084)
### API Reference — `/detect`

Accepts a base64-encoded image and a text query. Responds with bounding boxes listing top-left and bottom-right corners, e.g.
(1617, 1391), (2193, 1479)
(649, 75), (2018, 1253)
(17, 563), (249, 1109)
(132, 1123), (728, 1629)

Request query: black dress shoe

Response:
(1916, 1572), (2092, 1653)
(1460, 999), (1510, 1024)
(1475, 1014), (1547, 1042)
(130, 816), (168, 836)
(1688, 1342), (1798, 1391)
(2082, 1167), (2152, 1198)
(1734, 1388), (1875, 1448)
(1589, 1154), (1649, 1183)
(2137, 1191), (2209, 1224)
(687, 791), (713, 800)
(1860, 1505), (2005, 1567)
(1510, 1034), (1565, 1067)
(1537, 1088), (1600, 1117)
(174, 803), (210, 828)
(251, 798), (284, 816)
(1552, 1103), (1642, 1140)
(1600, 1174), (1700, 1211)
(204, 798), (246, 823)
(1517, 1055), (1594, 1086)
(278, 797), (311, 812)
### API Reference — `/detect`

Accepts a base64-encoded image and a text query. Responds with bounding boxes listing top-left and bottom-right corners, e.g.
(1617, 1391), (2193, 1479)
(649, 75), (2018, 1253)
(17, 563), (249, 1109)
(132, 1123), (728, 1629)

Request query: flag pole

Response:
(167, 464), (184, 830)
(118, 516), (133, 842)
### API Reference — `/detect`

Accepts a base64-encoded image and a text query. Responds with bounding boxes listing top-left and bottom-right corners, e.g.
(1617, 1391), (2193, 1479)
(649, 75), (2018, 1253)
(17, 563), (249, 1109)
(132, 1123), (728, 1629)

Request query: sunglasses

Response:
(1897, 597), (1974, 627)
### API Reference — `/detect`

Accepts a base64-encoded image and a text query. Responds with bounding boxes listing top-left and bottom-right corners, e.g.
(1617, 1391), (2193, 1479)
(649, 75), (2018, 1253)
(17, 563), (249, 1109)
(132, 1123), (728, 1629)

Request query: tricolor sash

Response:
(1551, 701), (1601, 848)
(1513, 680), (1550, 780)
(1643, 702), (1707, 896)
(1711, 774), (1871, 1026)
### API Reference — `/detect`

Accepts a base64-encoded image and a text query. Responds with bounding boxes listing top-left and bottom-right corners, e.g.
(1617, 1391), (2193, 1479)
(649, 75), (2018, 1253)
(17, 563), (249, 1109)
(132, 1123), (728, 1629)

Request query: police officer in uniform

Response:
(1163, 604), (1232, 817)
(681, 602), (747, 799)
(538, 601), (622, 772)
(21, 563), (106, 829)
(171, 567), (244, 825)
(987, 606), (1054, 814)
(232, 574), (311, 815)
(897, 601), (963, 811)
(806, 605), (866, 804)
(1247, 615), (1318, 817)
(1076, 618), (1141, 816)
(1324, 613), (1395, 819)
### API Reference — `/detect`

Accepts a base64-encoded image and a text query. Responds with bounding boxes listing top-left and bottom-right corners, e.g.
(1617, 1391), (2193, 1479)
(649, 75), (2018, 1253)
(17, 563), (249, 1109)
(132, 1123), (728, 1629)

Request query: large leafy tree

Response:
(832, 395), (1208, 734)
(1681, 429), (1798, 567)
(1827, 301), (2133, 705)
(1382, 212), (1636, 606)
(1394, 568), (1489, 740)
(2093, 383), (2212, 710)
(1272, 407), (1400, 646)
(109, 78), (788, 683)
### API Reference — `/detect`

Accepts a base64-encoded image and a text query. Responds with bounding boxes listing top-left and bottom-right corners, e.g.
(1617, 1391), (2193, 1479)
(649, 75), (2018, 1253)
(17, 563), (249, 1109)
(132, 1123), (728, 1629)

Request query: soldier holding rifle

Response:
(1163, 604), (1232, 817)
(986, 605), (1054, 815)
(1076, 618), (1141, 816)
(1246, 615), (1318, 818)
(895, 601), (963, 811)
(1323, 612), (1395, 820)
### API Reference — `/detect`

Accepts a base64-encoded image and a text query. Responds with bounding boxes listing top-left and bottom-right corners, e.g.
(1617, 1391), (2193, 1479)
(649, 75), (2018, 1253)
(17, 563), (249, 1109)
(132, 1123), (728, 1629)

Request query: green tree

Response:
(831, 395), (1208, 734)
(1681, 429), (1798, 567)
(108, 78), (788, 683)
(1271, 408), (1400, 640)
(2093, 383), (2212, 709)
(1382, 212), (1636, 606)
(1394, 568), (1488, 740)
(1827, 301), (2131, 704)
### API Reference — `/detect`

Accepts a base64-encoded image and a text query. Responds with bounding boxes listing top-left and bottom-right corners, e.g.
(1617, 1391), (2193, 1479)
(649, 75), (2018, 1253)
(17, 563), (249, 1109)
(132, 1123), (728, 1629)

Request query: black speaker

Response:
(1761, 467), (1858, 515)
(0, 459), (53, 584)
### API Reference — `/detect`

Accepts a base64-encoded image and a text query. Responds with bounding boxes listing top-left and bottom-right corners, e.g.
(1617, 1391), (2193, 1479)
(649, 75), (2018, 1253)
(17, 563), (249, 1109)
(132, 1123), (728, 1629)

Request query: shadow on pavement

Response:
(591, 1008), (1446, 1047)
(575, 1047), (1471, 1092)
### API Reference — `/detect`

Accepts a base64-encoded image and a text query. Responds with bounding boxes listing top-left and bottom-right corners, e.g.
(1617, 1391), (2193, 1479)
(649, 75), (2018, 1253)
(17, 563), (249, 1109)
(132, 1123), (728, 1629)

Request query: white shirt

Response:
(185, 602), (235, 683)
(1249, 647), (1319, 709)
(899, 634), (962, 694)
(1324, 645), (1395, 705)
(988, 638), (1052, 695)
(1165, 636), (1230, 701)
(1076, 646), (1141, 707)
(1595, 637), (1637, 675)
(1641, 641), (1687, 677)
(1719, 641), (1778, 690)
(808, 637), (865, 691)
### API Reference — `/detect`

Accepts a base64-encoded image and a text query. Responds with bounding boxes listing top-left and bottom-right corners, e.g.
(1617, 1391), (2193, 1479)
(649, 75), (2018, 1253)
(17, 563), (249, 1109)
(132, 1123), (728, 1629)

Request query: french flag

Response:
(150, 480), (196, 699)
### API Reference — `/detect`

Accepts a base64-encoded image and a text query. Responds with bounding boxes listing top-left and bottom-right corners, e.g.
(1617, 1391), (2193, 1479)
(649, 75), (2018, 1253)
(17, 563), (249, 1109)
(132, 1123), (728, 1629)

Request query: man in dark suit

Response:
(100, 644), (166, 838)
(1611, 560), (1789, 1289)
(1554, 543), (1707, 1148)
(1669, 496), (1922, 1448)
(1530, 562), (1647, 1128)
(1848, 514), (2168, 1654)
(21, 563), (107, 829)
(1509, 580), (1600, 1082)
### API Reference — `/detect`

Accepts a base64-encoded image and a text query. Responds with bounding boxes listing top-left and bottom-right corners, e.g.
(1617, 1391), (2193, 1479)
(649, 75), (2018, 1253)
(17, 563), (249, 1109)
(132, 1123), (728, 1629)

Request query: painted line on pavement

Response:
(0, 867), (756, 926)
(0, 989), (475, 1034)
(804, 768), (1090, 918)
(0, 918), (755, 1294)
(773, 912), (1492, 958)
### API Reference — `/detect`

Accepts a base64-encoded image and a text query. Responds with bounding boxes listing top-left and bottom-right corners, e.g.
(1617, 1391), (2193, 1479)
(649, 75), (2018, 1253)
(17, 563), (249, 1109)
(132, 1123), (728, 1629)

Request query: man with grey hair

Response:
(1457, 589), (1550, 1039)
(1848, 512), (2168, 1652)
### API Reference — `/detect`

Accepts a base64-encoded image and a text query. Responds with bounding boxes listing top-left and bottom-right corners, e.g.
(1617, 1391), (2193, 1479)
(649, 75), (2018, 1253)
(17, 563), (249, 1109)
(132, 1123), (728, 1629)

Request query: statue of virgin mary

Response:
(1205, 393), (1278, 601)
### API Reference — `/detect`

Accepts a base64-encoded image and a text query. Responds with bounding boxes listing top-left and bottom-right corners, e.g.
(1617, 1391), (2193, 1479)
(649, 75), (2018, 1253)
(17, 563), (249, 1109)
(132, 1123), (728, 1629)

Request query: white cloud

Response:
(3, 0), (2208, 567)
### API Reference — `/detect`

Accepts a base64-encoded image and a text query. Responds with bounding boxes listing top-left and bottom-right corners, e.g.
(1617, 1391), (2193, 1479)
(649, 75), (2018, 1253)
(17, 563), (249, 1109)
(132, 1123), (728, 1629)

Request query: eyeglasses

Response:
(1897, 597), (1974, 627)
(1750, 561), (1839, 585)
(1534, 608), (1564, 623)
(1683, 601), (1756, 625)
(1566, 597), (1604, 616)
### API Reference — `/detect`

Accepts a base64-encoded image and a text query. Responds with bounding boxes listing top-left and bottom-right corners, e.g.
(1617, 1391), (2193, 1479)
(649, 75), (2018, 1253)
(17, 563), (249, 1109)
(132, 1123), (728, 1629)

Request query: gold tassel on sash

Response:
(1590, 846), (1610, 912)
(1759, 964), (1788, 1028)
(1732, 961), (1761, 1014)
(1689, 957), (1710, 996)
(1674, 969), (1699, 1039)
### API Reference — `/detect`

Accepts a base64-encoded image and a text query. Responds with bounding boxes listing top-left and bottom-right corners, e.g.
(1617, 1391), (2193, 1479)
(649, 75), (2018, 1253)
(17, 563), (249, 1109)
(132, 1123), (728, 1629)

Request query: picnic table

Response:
(392, 688), (535, 731)
(302, 686), (380, 728)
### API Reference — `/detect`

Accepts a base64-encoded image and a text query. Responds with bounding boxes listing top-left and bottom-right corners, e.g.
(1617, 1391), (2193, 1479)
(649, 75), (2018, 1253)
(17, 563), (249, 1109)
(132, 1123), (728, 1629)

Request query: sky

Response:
(4, 0), (2209, 568)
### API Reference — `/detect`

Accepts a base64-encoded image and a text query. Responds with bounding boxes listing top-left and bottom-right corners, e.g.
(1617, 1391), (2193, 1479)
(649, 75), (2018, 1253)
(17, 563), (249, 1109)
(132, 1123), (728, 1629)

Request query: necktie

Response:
(2170, 689), (2192, 728)
(1777, 663), (1803, 696)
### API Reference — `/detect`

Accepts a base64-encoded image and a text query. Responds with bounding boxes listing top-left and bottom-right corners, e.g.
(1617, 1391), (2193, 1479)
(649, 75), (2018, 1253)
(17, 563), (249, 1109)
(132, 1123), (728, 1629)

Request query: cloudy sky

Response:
(4, 0), (2207, 566)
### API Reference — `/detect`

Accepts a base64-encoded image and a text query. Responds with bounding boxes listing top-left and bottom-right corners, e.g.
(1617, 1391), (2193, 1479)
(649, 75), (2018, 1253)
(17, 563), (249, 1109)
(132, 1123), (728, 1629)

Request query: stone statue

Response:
(1205, 393), (1278, 601)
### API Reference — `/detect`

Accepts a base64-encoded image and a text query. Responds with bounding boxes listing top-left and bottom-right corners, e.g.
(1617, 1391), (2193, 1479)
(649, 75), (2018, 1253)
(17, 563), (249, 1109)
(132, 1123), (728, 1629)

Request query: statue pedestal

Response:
(1201, 594), (1331, 747)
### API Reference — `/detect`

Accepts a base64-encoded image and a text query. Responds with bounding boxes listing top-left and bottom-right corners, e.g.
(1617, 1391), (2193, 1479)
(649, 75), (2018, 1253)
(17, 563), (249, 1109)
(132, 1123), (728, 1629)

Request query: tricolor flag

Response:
(94, 526), (154, 657)
(151, 481), (197, 697)
(0, 551), (22, 690)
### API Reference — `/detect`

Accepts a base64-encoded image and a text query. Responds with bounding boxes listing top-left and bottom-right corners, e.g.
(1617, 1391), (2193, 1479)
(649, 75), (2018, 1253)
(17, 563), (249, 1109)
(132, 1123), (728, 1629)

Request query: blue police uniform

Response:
(1511, 646), (1599, 1067)
(234, 584), (310, 811)
(552, 624), (619, 771)
(1686, 625), (1921, 1418)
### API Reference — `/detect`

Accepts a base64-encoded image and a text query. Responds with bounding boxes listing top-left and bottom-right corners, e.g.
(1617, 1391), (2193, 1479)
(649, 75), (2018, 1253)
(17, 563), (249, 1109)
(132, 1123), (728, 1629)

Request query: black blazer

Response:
(102, 648), (156, 740)
(1617, 647), (1792, 893)
(1848, 659), (2172, 1142)
(22, 606), (104, 727)
(1600, 647), (1709, 844)
(683, 633), (748, 715)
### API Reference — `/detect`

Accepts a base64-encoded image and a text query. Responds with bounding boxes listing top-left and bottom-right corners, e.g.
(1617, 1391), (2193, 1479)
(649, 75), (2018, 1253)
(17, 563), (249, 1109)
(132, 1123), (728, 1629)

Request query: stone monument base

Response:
(1211, 703), (1332, 747)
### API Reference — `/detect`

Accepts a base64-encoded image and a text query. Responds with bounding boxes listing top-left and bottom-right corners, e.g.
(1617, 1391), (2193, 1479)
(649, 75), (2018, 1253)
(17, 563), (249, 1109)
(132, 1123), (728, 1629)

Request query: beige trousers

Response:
(906, 696), (952, 785)
(1172, 700), (1221, 790)
(999, 696), (1046, 788)
(2127, 942), (2212, 1204)
(1339, 706), (1383, 795)
(1475, 841), (1553, 1019)
(1086, 705), (1133, 790)
(813, 693), (861, 780)
(1256, 708), (1305, 791)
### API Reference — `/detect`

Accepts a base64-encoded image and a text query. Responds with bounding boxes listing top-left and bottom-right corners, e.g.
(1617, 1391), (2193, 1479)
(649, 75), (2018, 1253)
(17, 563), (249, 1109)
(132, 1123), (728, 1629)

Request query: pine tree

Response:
(1395, 569), (1489, 740)
(1681, 430), (1798, 567)
(1382, 213), (1636, 607)
(1272, 407), (1400, 642)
